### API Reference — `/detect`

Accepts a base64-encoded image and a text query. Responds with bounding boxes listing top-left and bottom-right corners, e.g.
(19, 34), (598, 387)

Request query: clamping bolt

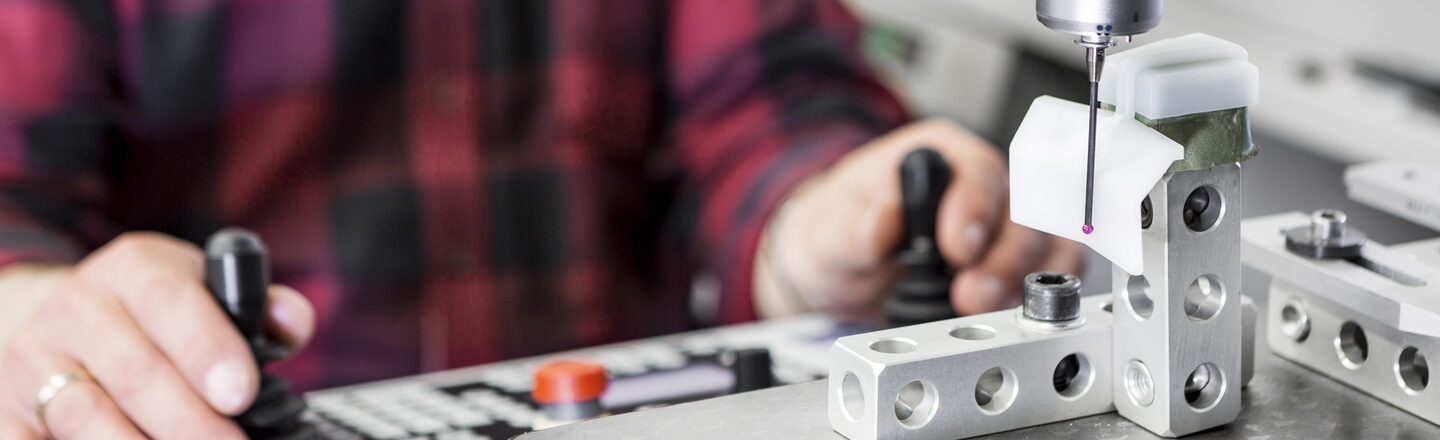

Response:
(1022, 272), (1083, 325)
(1284, 209), (1367, 259)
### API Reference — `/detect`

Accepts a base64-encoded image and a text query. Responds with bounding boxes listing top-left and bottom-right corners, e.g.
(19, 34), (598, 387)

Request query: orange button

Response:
(532, 360), (608, 404)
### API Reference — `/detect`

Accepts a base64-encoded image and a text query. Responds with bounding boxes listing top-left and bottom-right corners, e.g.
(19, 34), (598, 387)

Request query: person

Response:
(0, 0), (1082, 438)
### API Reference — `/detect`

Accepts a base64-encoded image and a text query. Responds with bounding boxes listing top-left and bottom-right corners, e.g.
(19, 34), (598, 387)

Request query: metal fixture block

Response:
(1244, 212), (1439, 424)
(1345, 161), (1440, 232)
(828, 296), (1114, 440)
(827, 290), (1254, 440)
(1110, 164), (1244, 437)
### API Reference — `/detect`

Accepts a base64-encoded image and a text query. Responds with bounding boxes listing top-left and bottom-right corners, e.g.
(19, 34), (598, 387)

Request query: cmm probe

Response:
(1035, 0), (1162, 234)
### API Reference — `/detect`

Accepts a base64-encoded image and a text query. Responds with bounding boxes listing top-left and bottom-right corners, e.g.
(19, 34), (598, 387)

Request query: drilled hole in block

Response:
(1183, 185), (1224, 232)
(870, 338), (917, 354)
(1140, 196), (1153, 229)
(840, 372), (865, 422)
(1124, 360), (1155, 407)
(1336, 321), (1369, 369)
(1125, 275), (1154, 320)
(1397, 347), (1429, 395)
(1053, 353), (1094, 399)
(1280, 301), (1310, 342)
(1183, 274), (1226, 322)
(894, 380), (937, 429)
(1185, 363), (1226, 411)
(949, 325), (996, 341)
(974, 367), (1018, 415)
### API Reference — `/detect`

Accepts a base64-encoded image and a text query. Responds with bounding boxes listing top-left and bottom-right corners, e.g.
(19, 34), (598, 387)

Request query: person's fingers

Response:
(40, 376), (146, 439)
(0, 414), (43, 440)
(38, 278), (246, 439)
(805, 118), (1006, 270)
(267, 284), (315, 351)
(44, 379), (146, 440)
(769, 119), (1015, 322)
(887, 121), (1008, 266)
(951, 218), (1050, 315)
(921, 128), (1010, 268)
(1, 340), (145, 440)
(1037, 236), (1087, 277)
(72, 232), (260, 416)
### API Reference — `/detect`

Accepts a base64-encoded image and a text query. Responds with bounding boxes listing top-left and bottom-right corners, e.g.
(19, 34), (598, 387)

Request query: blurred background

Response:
(841, 0), (1440, 295)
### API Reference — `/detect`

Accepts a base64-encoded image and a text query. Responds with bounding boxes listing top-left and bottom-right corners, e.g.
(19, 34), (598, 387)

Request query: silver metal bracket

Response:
(828, 296), (1114, 440)
(1244, 212), (1439, 424)
(1111, 164), (1244, 437)
(826, 294), (1257, 440)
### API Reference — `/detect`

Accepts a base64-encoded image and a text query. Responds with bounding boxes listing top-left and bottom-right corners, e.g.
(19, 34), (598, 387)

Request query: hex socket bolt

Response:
(1284, 209), (1366, 259)
(1310, 209), (1345, 241)
(1022, 272), (1082, 322)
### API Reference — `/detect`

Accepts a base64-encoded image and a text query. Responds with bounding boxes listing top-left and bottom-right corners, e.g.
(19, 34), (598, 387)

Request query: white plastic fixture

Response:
(1009, 33), (1259, 275)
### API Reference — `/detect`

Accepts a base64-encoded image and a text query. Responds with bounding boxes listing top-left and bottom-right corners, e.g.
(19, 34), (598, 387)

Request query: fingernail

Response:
(205, 359), (252, 414)
(964, 224), (988, 260)
(269, 285), (314, 347)
(269, 291), (300, 331)
(269, 296), (296, 333)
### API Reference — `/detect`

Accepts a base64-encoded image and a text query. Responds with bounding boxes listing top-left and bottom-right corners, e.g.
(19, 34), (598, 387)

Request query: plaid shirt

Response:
(0, 0), (906, 390)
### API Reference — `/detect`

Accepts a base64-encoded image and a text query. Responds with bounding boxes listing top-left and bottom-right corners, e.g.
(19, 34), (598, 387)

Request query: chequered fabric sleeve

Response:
(0, 0), (121, 267)
(665, 0), (908, 323)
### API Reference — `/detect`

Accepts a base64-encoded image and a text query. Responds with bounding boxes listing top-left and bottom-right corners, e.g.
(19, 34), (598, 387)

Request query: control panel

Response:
(299, 315), (855, 439)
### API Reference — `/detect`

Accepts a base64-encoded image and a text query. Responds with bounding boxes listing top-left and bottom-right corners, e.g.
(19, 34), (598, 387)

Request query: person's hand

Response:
(755, 119), (1085, 322)
(0, 232), (315, 439)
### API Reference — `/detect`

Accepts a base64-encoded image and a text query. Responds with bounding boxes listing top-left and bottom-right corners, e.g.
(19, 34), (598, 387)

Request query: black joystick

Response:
(205, 228), (314, 440)
(883, 148), (958, 327)
(725, 348), (775, 393)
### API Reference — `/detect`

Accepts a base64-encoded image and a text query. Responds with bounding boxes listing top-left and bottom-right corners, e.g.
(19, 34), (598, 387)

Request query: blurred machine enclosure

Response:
(843, 0), (1440, 164)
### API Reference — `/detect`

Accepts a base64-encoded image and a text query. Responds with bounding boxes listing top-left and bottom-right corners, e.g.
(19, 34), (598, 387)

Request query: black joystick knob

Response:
(884, 148), (957, 327)
(205, 228), (314, 440)
(724, 348), (775, 393)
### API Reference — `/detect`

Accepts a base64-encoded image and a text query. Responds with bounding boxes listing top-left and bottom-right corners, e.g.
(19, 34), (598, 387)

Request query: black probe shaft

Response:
(1084, 80), (1098, 235)
(1082, 45), (1105, 235)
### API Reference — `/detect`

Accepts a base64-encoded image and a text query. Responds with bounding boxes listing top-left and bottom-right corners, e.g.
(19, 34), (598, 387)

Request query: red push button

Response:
(532, 360), (608, 404)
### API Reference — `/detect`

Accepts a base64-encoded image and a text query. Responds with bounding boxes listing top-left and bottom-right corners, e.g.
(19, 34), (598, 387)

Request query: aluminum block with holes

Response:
(827, 296), (1114, 440)
(1111, 164), (1243, 437)
(1243, 212), (1440, 424)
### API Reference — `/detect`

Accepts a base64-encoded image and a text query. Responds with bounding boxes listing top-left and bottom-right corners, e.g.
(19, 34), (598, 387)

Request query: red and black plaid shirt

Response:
(0, 0), (906, 389)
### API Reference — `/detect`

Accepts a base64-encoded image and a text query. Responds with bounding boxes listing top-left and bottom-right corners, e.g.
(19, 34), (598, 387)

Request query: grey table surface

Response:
(519, 349), (1440, 439)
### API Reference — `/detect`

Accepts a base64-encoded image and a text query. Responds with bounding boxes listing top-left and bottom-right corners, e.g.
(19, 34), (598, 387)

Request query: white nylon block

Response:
(1008, 96), (1182, 275)
(1098, 33), (1257, 120)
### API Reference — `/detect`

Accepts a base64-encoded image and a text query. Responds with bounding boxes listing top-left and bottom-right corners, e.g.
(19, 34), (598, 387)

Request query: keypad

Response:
(303, 319), (831, 439)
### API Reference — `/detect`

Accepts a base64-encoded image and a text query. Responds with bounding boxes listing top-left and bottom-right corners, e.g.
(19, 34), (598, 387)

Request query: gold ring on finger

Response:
(35, 369), (96, 437)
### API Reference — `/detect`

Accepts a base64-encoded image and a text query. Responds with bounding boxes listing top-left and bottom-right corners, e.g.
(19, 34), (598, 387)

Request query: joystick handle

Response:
(884, 148), (958, 326)
(204, 228), (313, 439)
(206, 229), (271, 353)
(899, 148), (950, 262)
(726, 348), (775, 393)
